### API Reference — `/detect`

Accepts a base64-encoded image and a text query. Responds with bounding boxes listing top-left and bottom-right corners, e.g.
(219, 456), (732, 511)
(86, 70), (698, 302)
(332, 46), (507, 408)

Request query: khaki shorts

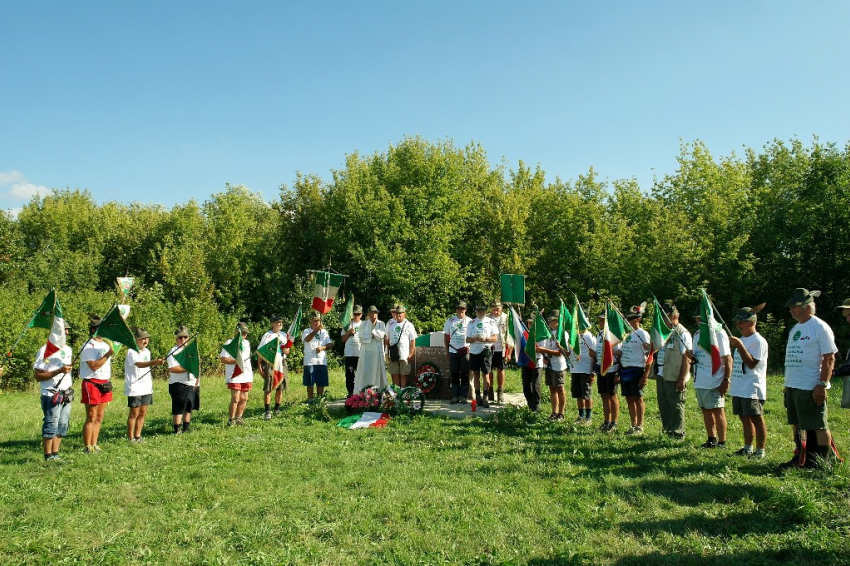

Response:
(388, 359), (411, 375)
(784, 387), (828, 430)
(545, 369), (565, 387)
(695, 387), (724, 410)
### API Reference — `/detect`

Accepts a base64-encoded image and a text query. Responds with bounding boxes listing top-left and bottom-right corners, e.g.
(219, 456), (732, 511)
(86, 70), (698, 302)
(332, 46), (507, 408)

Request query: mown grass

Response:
(1, 371), (849, 565)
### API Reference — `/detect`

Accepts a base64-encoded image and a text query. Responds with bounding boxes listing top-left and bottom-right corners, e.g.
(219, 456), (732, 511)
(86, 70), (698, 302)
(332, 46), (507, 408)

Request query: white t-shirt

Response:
(620, 328), (649, 368)
(569, 331), (597, 374)
(341, 320), (363, 357)
(220, 337), (253, 383)
(784, 316), (837, 390)
(465, 317), (498, 355)
(692, 329), (731, 390)
(595, 331), (620, 374)
(168, 343), (198, 386)
(80, 340), (112, 381)
(388, 318), (418, 360)
(730, 332), (768, 400)
(34, 345), (73, 396)
(489, 312), (509, 352)
(542, 336), (567, 372)
(258, 330), (290, 359)
(443, 315), (472, 352)
(302, 327), (331, 366)
(124, 347), (153, 396)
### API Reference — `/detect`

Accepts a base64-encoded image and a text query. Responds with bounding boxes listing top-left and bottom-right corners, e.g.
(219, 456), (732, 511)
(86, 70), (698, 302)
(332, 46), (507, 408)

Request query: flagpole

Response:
(130, 331), (201, 384)
(4, 311), (38, 358)
(705, 293), (734, 337)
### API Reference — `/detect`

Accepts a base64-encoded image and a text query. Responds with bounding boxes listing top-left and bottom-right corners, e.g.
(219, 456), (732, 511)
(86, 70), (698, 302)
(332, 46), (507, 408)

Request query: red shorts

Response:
(81, 380), (113, 405)
(227, 382), (252, 391)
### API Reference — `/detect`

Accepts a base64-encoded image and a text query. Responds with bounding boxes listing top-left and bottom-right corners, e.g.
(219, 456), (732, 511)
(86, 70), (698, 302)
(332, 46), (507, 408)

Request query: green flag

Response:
(339, 293), (354, 328)
(29, 289), (56, 330)
(93, 304), (138, 352)
(524, 310), (551, 362)
(221, 328), (244, 361)
(173, 335), (200, 379)
(500, 274), (526, 305)
(557, 299), (576, 352)
(572, 293), (591, 333)
(568, 300), (581, 357)
(650, 297), (673, 350)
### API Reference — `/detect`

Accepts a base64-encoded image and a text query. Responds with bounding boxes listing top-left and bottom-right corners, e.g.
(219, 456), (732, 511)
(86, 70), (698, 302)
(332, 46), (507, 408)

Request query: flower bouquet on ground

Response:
(415, 362), (440, 394)
(345, 386), (381, 413)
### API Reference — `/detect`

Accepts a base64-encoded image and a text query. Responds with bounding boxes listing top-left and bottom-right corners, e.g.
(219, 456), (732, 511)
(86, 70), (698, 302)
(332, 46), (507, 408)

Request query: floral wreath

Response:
(415, 362), (440, 394)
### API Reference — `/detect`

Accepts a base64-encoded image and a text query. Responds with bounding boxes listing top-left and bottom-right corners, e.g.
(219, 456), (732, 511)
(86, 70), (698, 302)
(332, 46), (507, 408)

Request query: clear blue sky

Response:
(2, 1), (849, 213)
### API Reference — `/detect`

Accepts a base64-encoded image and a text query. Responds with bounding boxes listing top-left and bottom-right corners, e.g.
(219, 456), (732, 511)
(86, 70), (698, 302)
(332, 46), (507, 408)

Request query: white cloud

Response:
(0, 170), (49, 203)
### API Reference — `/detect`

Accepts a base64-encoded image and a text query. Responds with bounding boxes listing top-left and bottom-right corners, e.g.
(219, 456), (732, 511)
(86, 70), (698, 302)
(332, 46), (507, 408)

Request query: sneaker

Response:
(135, 437), (143, 443)
(448, 396), (459, 404)
(480, 397), (490, 408)
(598, 422), (610, 432)
(626, 426), (643, 435)
(497, 391), (504, 404)
(607, 423), (618, 433)
(731, 447), (753, 457)
(573, 417), (585, 424)
(547, 413), (558, 421)
(555, 414), (565, 422)
(264, 411), (272, 421)
(667, 431), (686, 440)
(235, 417), (245, 426)
(701, 440), (719, 449)
(487, 389), (495, 401)
(750, 450), (766, 460)
(274, 409), (281, 416)
(580, 418), (593, 427)
(227, 418), (235, 427)
(92, 445), (103, 453)
(173, 429), (183, 435)
(49, 453), (62, 462)
(82, 446), (94, 454)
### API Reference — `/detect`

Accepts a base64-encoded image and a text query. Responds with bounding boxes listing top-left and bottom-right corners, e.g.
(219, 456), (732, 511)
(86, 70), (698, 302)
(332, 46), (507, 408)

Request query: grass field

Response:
(1, 369), (849, 565)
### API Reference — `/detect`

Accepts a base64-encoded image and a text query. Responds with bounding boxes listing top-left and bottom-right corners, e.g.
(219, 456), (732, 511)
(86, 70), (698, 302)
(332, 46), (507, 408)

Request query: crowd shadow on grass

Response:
(603, 548), (847, 566)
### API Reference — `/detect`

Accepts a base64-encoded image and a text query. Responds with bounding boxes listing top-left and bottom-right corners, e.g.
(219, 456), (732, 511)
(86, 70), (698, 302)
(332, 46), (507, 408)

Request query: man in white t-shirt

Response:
(220, 322), (253, 426)
(466, 304), (498, 408)
(690, 309), (733, 449)
(341, 305), (363, 397)
(569, 327), (597, 425)
(487, 301), (513, 404)
(727, 306), (769, 459)
(168, 325), (198, 434)
(619, 304), (650, 435)
(443, 301), (472, 404)
(258, 314), (291, 420)
(388, 305), (417, 388)
(124, 327), (164, 442)
(302, 311), (332, 402)
(595, 312), (621, 432)
(780, 288), (841, 469)
(537, 315), (567, 421)
(33, 325), (73, 461)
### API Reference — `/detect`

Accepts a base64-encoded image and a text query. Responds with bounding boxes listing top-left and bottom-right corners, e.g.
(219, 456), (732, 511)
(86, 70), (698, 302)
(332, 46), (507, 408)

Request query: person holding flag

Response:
(443, 301), (472, 404)
(341, 304), (363, 398)
(595, 310), (623, 432)
(690, 295), (733, 449)
(536, 313), (566, 421)
(568, 316), (597, 426)
(124, 327), (164, 442)
(168, 325), (199, 435)
(80, 316), (114, 453)
(657, 305), (692, 439)
(302, 311), (332, 402)
(33, 321), (73, 461)
(466, 304), (498, 408)
(220, 322), (253, 426)
(258, 314), (291, 420)
(727, 305), (769, 459)
(488, 301), (512, 404)
(521, 316), (543, 411)
(620, 304), (650, 435)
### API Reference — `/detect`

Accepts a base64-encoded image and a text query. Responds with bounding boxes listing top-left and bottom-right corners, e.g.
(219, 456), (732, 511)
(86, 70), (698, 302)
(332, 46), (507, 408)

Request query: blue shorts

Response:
(41, 395), (71, 438)
(302, 365), (329, 387)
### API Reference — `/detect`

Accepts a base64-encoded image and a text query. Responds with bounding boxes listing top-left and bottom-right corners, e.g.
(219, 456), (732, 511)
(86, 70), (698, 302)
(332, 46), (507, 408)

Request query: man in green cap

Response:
(657, 305), (692, 439)
(780, 288), (841, 469)
(727, 305), (769, 459)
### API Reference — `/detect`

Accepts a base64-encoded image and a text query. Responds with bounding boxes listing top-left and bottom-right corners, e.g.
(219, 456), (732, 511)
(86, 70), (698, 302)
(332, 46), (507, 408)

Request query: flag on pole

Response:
(339, 293), (354, 328)
(568, 300), (582, 357)
(524, 311), (551, 366)
(93, 305), (139, 352)
(557, 299), (578, 356)
(572, 293), (592, 333)
(284, 306), (303, 349)
(311, 271), (345, 314)
(602, 302), (628, 374)
(698, 289), (722, 375)
(256, 335), (287, 390)
(500, 274), (526, 305)
(41, 294), (67, 359)
(507, 306), (534, 368)
(29, 289), (57, 330)
(221, 329), (245, 380)
(173, 335), (200, 379)
(650, 298), (673, 351)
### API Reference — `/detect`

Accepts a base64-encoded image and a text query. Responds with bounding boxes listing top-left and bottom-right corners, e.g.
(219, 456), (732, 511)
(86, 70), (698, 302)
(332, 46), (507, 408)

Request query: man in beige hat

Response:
(488, 301), (512, 404)
(388, 304), (417, 387)
(780, 288), (841, 469)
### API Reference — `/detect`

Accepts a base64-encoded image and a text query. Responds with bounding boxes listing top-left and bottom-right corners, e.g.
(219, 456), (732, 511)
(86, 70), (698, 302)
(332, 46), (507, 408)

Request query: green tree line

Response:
(2, 136), (849, 388)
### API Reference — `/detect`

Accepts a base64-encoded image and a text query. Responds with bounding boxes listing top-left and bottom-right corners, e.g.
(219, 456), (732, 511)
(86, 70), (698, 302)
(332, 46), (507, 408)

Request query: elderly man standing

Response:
(727, 306), (769, 459)
(466, 304), (498, 408)
(388, 305), (417, 387)
(488, 301), (512, 404)
(656, 306), (692, 439)
(780, 288), (841, 469)
(691, 308), (733, 448)
(444, 301), (472, 404)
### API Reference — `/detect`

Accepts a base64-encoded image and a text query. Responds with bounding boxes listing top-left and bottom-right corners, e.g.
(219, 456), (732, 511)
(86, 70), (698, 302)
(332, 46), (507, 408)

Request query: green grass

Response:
(1, 371), (849, 565)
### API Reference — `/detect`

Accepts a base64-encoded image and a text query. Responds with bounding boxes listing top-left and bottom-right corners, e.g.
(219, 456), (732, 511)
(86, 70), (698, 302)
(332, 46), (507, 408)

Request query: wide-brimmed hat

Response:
(390, 304), (399, 313)
(353, 304), (363, 315)
(490, 301), (502, 309)
(367, 305), (379, 314)
(692, 306), (701, 318)
(834, 298), (850, 311)
(175, 325), (190, 337)
(785, 288), (821, 307)
(596, 311), (606, 320)
(396, 305), (407, 313)
(133, 327), (151, 340)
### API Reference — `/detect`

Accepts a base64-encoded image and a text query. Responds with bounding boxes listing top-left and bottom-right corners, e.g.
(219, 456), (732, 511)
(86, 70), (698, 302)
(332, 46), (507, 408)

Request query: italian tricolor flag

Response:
(311, 271), (345, 314)
(602, 302), (628, 374)
(256, 335), (287, 390)
(284, 306), (302, 349)
(337, 412), (392, 429)
(29, 289), (66, 358)
(221, 330), (245, 379)
(698, 289), (722, 375)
